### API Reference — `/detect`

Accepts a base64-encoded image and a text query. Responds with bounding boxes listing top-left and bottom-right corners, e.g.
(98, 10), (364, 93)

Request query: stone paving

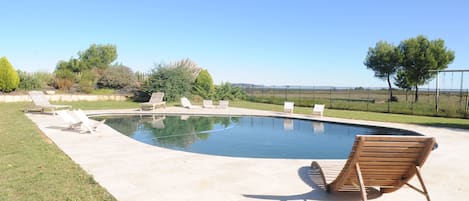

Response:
(26, 106), (469, 201)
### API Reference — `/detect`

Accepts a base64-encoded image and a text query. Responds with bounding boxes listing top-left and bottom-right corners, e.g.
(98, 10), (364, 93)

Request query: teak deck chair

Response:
(26, 91), (71, 114)
(311, 135), (435, 201)
(140, 92), (166, 111)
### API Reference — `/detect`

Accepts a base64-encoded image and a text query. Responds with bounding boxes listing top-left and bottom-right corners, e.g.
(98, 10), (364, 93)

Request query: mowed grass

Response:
(0, 101), (138, 201)
(231, 101), (469, 129)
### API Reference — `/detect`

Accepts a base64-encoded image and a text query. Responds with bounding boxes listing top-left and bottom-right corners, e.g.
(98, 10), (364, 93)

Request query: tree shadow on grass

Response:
(243, 166), (381, 201)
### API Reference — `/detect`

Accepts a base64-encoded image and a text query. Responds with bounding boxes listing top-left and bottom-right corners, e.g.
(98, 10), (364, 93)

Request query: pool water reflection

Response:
(99, 115), (420, 159)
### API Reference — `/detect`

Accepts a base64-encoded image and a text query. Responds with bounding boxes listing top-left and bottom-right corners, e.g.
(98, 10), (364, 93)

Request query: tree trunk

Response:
(405, 90), (408, 103)
(387, 76), (393, 101)
(414, 85), (419, 102)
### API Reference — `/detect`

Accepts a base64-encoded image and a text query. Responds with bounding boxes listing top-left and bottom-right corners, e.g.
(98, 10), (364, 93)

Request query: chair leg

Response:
(355, 163), (367, 201)
(405, 166), (431, 201)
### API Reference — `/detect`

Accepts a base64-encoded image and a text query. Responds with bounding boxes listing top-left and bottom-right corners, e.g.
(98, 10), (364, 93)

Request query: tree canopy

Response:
(144, 63), (194, 102)
(399, 35), (455, 101)
(56, 44), (117, 73)
(364, 41), (401, 100)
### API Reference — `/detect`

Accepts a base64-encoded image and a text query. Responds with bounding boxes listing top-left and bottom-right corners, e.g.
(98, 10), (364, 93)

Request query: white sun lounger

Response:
(56, 110), (81, 130)
(71, 109), (105, 134)
(181, 97), (200, 109)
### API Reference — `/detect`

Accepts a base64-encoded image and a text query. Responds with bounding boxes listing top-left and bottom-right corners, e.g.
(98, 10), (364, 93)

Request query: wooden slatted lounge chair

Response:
(310, 135), (435, 201)
(218, 100), (229, 109)
(284, 101), (294, 114)
(26, 91), (71, 114)
(203, 100), (215, 108)
(140, 92), (166, 111)
(312, 104), (325, 117)
(71, 109), (106, 134)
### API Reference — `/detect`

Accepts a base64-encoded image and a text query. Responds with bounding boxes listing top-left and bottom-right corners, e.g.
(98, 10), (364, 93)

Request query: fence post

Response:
(387, 90), (390, 113)
(366, 88), (370, 111)
(465, 89), (469, 112)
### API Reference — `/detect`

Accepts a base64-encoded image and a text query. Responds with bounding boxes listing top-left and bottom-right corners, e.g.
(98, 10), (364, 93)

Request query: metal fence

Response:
(239, 85), (469, 118)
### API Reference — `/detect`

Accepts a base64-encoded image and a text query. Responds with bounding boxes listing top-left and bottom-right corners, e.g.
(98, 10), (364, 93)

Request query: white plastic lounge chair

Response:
(218, 100), (229, 109)
(284, 101), (294, 114)
(311, 135), (435, 201)
(26, 91), (71, 114)
(203, 100), (215, 108)
(71, 109), (105, 134)
(140, 92), (166, 111)
(181, 97), (200, 109)
(313, 104), (325, 117)
(56, 110), (81, 129)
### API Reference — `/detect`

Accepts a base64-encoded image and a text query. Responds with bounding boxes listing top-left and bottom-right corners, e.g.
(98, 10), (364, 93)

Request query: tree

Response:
(193, 69), (214, 99)
(97, 64), (136, 89)
(143, 63), (194, 102)
(364, 41), (401, 101)
(394, 69), (412, 103)
(0, 57), (20, 92)
(78, 44), (117, 70)
(399, 35), (455, 101)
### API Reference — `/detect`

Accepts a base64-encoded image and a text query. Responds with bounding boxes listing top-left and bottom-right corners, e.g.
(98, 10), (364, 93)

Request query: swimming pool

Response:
(99, 115), (420, 159)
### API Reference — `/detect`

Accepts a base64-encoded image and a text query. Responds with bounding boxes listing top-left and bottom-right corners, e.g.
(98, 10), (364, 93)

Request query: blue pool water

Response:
(99, 115), (420, 159)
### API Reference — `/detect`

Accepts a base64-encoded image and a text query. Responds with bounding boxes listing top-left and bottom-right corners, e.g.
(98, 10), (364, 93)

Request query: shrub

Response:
(0, 57), (20, 92)
(143, 63), (194, 102)
(214, 82), (246, 100)
(78, 70), (97, 93)
(193, 69), (214, 99)
(51, 69), (76, 90)
(97, 65), (135, 90)
(17, 70), (41, 90)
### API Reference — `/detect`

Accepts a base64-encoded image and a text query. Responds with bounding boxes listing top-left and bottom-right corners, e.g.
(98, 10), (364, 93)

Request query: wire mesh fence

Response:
(238, 85), (469, 119)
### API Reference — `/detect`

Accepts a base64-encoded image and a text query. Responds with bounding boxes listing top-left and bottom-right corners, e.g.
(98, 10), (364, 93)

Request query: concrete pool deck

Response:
(26, 107), (469, 201)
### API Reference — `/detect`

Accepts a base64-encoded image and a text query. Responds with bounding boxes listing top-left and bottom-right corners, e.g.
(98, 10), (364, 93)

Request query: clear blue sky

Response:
(1, 0), (468, 88)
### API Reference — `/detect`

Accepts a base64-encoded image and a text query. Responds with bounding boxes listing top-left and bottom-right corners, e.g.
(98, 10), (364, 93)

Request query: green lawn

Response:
(1, 100), (467, 200)
(0, 102), (132, 201)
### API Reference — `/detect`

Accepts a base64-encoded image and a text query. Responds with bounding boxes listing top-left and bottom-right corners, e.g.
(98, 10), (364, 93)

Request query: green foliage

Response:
(89, 88), (116, 95)
(97, 65), (135, 89)
(17, 70), (41, 90)
(394, 69), (412, 91)
(78, 44), (117, 70)
(214, 82), (246, 100)
(51, 69), (76, 90)
(399, 35), (455, 101)
(78, 70), (98, 93)
(364, 41), (401, 100)
(193, 69), (214, 99)
(0, 57), (20, 92)
(53, 44), (119, 93)
(143, 63), (194, 102)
